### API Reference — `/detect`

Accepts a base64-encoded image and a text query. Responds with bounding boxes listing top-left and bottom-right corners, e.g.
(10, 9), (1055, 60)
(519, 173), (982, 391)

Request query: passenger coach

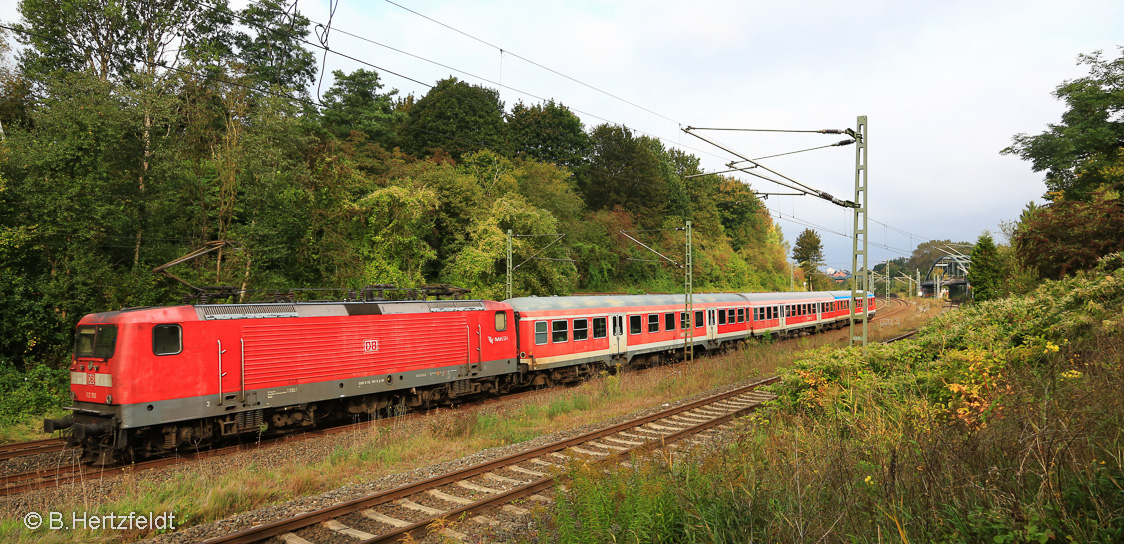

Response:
(507, 293), (753, 371)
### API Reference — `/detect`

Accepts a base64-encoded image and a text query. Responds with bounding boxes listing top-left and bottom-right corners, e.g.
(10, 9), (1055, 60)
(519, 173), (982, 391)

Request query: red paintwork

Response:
(71, 301), (517, 406)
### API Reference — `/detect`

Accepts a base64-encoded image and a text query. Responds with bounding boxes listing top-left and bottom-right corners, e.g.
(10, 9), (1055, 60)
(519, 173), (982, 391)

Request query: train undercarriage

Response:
(47, 362), (604, 466)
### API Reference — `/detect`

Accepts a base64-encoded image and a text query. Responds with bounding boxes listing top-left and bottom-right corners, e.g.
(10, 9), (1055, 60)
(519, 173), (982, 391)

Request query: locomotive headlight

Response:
(104, 395), (113, 404)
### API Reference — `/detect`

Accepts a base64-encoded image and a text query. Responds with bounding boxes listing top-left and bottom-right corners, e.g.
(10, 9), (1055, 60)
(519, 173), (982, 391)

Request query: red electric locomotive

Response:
(45, 298), (521, 464)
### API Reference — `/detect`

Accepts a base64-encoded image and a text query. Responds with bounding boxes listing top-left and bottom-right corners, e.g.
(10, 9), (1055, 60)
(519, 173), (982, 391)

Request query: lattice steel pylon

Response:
(849, 116), (869, 348)
(684, 221), (693, 364)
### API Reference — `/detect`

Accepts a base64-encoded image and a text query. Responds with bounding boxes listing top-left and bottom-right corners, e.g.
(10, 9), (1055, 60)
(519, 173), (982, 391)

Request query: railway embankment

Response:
(535, 252), (1124, 543)
(0, 300), (926, 543)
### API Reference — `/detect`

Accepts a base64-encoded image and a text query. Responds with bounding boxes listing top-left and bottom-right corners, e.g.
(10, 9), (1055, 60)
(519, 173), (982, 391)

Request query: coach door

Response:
(706, 309), (718, 341)
(610, 314), (626, 356)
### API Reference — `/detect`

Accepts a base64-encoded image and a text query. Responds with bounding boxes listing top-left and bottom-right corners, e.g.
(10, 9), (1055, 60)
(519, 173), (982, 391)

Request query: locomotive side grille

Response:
(199, 305), (299, 320)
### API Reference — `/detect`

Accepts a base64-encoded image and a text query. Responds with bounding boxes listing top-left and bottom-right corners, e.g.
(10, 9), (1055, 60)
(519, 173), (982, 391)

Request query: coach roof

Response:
(505, 293), (747, 312)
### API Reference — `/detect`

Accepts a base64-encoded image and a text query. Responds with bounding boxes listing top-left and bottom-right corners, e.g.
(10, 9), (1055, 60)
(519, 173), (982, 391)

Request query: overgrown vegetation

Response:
(538, 253), (1124, 543)
(0, 3), (793, 376)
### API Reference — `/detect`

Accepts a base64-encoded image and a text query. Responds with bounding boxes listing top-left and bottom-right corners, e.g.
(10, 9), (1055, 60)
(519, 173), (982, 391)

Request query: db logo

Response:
(363, 339), (380, 353)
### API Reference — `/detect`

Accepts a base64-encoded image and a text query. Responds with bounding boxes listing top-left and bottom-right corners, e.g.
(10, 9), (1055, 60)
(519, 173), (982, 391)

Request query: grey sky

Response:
(4, 0), (1121, 272)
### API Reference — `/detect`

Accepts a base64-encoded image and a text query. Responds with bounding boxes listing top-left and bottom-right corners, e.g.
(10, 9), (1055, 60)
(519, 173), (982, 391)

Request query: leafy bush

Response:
(541, 253), (1124, 543)
(0, 363), (69, 425)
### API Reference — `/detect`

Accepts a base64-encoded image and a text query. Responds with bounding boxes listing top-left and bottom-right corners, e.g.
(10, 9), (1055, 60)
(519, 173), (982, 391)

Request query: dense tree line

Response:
(0, 0), (791, 370)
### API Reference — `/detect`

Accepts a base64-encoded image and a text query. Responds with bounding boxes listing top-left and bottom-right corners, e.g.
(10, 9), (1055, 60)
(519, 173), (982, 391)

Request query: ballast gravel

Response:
(0, 374), (769, 544)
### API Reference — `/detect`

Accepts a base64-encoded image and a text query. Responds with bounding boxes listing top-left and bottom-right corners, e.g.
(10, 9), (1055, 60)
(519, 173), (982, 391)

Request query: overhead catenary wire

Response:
(194, 0), (739, 165)
(381, 0), (682, 126)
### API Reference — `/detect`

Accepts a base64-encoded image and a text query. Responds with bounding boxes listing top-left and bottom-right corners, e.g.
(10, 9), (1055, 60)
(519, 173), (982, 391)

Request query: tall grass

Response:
(538, 254), (1124, 543)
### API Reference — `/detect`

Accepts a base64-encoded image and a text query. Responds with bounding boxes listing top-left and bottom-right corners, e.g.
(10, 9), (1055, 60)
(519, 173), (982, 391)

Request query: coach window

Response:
(694, 311), (704, 329)
(552, 320), (569, 343)
(494, 311), (507, 331)
(593, 317), (607, 339)
(152, 324), (182, 356)
(629, 315), (642, 335)
(727, 309), (735, 323)
(664, 312), (675, 331)
(737, 308), (746, 323)
(574, 319), (589, 341)
(648, 314), (659, 333)
(680, 312), (688, 330)
(718, 309), (727, 325)
(535, 321), (549, 345)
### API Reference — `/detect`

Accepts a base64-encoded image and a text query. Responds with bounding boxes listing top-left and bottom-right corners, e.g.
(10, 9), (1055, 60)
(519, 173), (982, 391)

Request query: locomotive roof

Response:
(505, 293), (746, 312)
(193, 299), (494, 320)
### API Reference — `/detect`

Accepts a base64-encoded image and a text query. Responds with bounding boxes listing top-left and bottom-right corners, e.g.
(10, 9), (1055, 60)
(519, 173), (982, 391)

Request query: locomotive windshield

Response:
(74, 325), (118, 358)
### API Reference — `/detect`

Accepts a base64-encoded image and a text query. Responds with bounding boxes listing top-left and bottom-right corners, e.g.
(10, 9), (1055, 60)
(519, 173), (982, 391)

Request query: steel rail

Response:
(0, 438), (66, 461)
(202, 376), (780, 544)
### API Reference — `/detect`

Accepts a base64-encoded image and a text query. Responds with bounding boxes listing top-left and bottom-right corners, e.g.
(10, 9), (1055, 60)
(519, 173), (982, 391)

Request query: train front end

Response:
(43, 312), (127, 464)
(44, 307), (194, 465)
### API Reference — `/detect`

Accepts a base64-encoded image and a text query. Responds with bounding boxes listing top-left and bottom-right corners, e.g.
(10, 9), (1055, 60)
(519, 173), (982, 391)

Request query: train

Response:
(44, 290), (875, 465)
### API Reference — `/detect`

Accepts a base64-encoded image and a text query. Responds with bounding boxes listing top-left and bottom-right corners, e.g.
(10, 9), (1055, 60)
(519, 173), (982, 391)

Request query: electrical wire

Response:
(193, 0), (738, 165)
(381, 0), (682, 126)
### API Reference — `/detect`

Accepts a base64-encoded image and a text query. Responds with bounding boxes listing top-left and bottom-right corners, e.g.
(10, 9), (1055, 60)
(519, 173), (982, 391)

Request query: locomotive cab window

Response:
(494, 311), (507, 331)
(74, 324), (118, 358)
(535, 321), (548, 345)
(152, 324), (182, 356)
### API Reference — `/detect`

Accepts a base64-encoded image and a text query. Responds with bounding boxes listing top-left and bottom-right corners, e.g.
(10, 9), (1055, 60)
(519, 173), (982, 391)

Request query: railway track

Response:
(0, 388), (554, 497)
(201, 376), (779, 544)
(0, 437), (65, 461)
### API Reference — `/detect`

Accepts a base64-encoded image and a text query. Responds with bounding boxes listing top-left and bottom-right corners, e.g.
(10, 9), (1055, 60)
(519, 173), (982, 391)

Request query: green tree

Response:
(507, 99), (590, 169)
(968, 232), (1002, 302)
(401, 77), (506, 159)
(577, 124), (667, 226)
(15, 0), (231, 82)
(1013, 183), (1124, 279)
(232, 0), (317, 96)
(319, 68), (403, 147)
(792, 228), (824, 289)
(1003, 48), (1124, 200)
